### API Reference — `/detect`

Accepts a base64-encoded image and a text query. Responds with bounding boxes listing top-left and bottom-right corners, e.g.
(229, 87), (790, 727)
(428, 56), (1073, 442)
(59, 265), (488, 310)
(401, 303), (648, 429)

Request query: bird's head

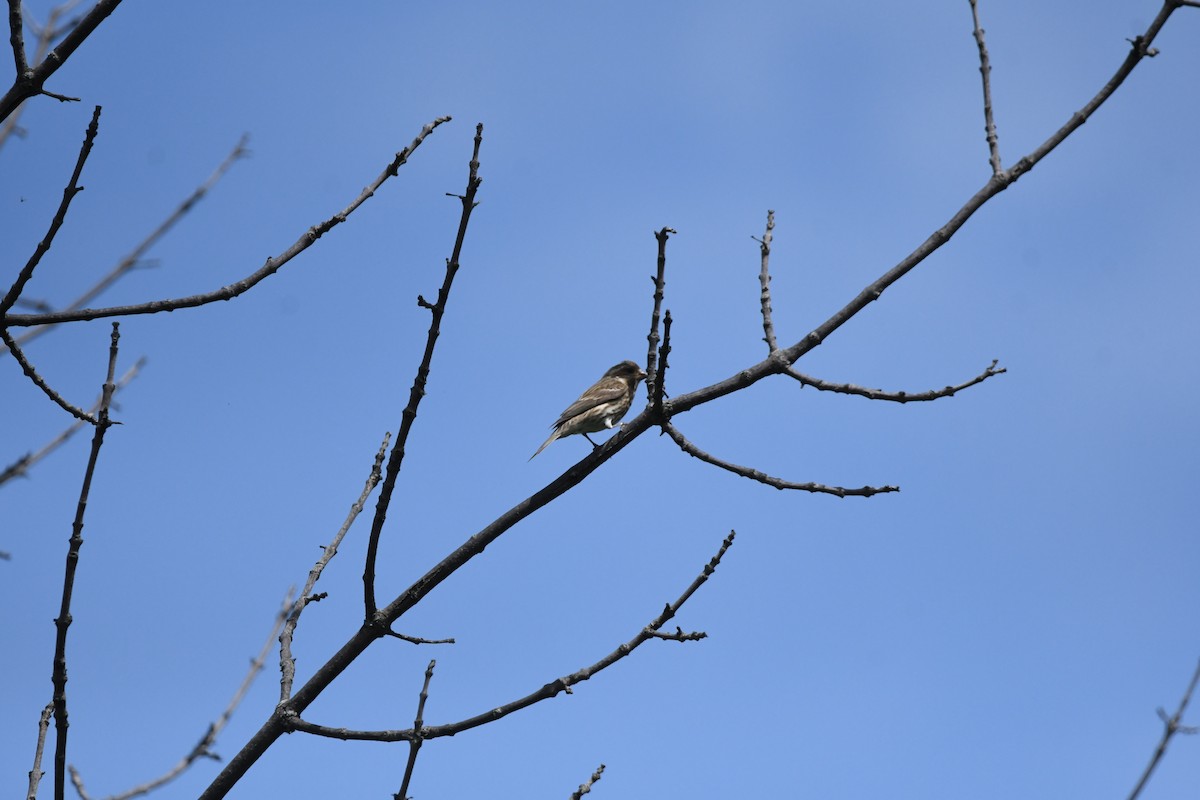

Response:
(606, 360), (647, 385)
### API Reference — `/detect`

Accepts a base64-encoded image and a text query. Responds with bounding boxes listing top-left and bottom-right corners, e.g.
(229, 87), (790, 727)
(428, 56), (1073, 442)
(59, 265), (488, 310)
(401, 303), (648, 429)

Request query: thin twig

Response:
(382, 630), (455, 646)
(653, 310), (672, 417)
(0, 105), (100, 318)
(51, 322), (120, 800)
(26, 703), (54, 800)
(4, 117), (452, 329)
(756, 210), (779, 353)
(0, 357), (144, 488)
(1, 328), (95, 421)
(280, 434), (390, 701)
(1126, 657), (1200, 800)
(395, 660), (436, 800)
(969, 0), (1003, 175)
(645, 227), (674, 401)
(646, 627), (706, 642)
(663, 422), (898, 498)
(570, 764), (606, 800)
(784, 359), (1005, 402)
(288, 532), (737, 744)
(0, 0), (121, 122)
(7, 134), (251, 352)
(362, 123), (483, 620)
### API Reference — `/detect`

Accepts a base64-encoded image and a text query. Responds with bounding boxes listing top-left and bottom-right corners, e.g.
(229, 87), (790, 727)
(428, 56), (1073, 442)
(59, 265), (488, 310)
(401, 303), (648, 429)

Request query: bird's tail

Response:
(529, 429), (560, 460)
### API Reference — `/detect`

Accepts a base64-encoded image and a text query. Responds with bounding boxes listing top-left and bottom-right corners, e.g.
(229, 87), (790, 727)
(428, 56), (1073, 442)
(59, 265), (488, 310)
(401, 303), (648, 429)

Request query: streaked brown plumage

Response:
(530, 360), (647, 459)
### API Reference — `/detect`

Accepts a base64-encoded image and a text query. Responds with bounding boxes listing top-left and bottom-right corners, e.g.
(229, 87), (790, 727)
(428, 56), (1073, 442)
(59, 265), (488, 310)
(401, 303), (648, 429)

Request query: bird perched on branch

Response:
(530, 360), (647, 459)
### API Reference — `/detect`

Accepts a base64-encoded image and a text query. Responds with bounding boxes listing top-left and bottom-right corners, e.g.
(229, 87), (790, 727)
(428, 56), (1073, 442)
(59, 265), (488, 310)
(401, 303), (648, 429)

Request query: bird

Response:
(530, 360), (647, 459)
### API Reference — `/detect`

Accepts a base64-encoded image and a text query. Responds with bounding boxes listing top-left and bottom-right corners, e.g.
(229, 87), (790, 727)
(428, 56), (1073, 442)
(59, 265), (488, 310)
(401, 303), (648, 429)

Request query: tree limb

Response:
(0, 0), (122, 122)
(783, 360), (1005, 403)
(286, 532), (736, 745)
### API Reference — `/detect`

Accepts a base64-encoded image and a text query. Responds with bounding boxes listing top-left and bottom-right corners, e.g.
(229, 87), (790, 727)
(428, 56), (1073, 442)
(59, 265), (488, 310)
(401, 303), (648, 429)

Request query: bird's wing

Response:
(551, 377), (626, 428)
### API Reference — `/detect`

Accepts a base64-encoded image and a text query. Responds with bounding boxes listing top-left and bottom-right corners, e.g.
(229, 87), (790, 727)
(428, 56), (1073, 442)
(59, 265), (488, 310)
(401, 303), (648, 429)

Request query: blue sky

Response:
(3, 2), (1199, 798)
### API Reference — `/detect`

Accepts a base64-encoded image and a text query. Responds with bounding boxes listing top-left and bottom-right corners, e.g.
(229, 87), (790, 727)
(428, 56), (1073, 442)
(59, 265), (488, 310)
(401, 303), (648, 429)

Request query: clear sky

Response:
(3, 2), (1199, 798)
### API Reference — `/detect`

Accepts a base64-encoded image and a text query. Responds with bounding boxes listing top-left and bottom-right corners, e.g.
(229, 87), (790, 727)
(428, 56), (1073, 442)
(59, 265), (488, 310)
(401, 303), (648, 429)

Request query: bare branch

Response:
(1, 105), (100, 319)
(8, 0), (28, 75)
(756, 210), (779, 353)
(0, 357), (143, 488)
(281, 434), (390, 701)
(288, 532), (737, 744)
(656, 4), (1185, 423)
(36, 87), (78, 102)
(7, 134), (251, 352)
(783, 359), (1006, 403)
(0, 0), (122, 122)
(26, 703), (54, 800)
(1126, 657), (1200, 800)
(382, 629), (455, 646)
(2, 328), (95, 422)
(570, 764), (605, 800)
(395, 660), (436, 800)
(0, 0), (87, 150)
(3, 117), (452, 328)
(363, 123), (483, 619)
(51, 323), (120, 800)
(646, 627), (706, 642)
(969, 0), (1003, 175)
(645, 226), (674, 401)
(653, 310), (672, 417)
(663, 422), (898, 498)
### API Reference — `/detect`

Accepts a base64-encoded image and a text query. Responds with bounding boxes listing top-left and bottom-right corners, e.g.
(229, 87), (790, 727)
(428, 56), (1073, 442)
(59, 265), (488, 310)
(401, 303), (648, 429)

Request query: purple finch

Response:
(530, 360), (647, 459)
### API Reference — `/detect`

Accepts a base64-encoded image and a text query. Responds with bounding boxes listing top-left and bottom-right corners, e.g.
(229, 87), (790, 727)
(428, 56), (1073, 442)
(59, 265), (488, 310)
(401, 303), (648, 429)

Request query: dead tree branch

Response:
(663, 422), (898, 497)
(1, 104), (100, 319)
(394, 660), (436, 800)
(362, 122), (484, 619)
(281, 434), (390, 702)
(49, 323), (120, 800)
(969, 0), (1003, 175)
(756, 210), (778, 353)
(26, 703), (54, 800)
(2, 328), (95, 421)
(645, 227), (674, 400)
(783, 360), (1006, 402)
(286, 531), (736, 744)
